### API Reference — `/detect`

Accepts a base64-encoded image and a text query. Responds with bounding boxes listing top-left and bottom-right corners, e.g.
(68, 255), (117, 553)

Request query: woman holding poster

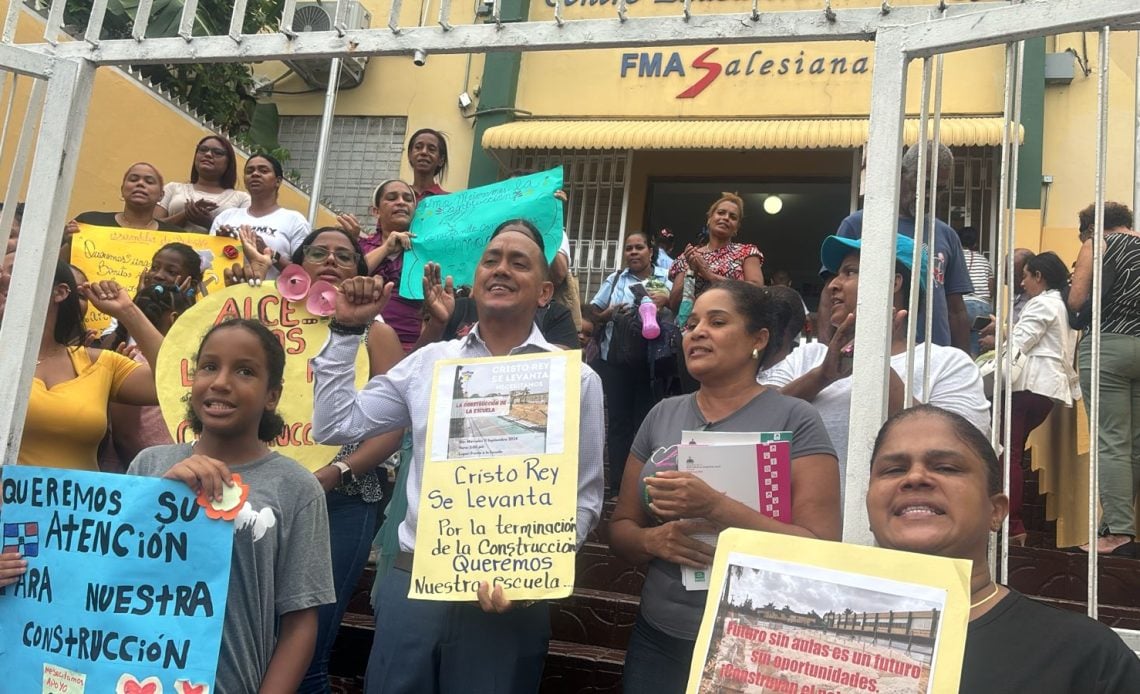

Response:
(610, 280), (841, 694)
(340, 179), (424, 352)
(867, 405), (1140, 692)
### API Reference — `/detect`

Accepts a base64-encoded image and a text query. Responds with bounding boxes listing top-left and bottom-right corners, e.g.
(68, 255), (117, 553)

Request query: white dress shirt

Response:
(312, 322), (605, 553)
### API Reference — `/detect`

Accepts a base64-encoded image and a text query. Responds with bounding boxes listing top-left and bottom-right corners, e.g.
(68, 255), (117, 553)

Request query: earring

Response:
(751, 348), (760, 360)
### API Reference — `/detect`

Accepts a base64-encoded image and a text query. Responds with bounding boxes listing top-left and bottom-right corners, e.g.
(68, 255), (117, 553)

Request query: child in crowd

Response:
(128, 319), (334, 692)
(99, 241), (204, 347)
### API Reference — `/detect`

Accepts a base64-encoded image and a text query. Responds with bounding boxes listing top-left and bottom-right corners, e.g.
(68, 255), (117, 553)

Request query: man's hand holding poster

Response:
(412, 351), (581, 601)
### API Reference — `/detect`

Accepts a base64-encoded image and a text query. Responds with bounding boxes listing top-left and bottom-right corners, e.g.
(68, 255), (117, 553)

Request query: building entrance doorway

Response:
(645, 179), (852, 312)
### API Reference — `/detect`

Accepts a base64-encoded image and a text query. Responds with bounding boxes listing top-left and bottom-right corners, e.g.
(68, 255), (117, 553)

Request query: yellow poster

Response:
(688, 529), (971, 694)
(411, 352), (581, 601)
(154, 282), (369, 471)
(71, 224), (243, 331)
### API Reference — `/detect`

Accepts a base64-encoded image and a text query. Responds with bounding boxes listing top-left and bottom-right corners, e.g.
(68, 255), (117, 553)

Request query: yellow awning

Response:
(482, 118), (1021, 151)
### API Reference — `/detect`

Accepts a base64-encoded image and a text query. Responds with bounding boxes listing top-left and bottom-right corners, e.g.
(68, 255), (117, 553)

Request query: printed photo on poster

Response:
(430, 354), (567, 461)
(696, 553), (948, 694)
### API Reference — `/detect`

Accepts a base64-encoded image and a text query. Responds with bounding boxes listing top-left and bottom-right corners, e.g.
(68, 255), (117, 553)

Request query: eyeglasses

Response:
(303, 246), (359, 268)
(196, 145), (227, 157)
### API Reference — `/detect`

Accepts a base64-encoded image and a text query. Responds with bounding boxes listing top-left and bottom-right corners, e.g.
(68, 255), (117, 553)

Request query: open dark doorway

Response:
(645, 179), (852, 312)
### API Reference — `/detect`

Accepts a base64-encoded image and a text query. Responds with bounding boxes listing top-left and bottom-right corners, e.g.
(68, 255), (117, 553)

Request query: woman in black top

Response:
(74, 162), (183, 233)
(868, 405), (1140, 692)
(1068, 202), (1140, 555)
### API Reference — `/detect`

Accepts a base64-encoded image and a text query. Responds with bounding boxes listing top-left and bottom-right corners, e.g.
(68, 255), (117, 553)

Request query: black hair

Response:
(624, 230), (659, 268)
(113, 283), (194, 348)
(246, 153), (284, 180)
(956, 226), (979, 251)
(407, 128), (449, 181)
(191, 135), (239, 190)
(872, 404), (1001, 496)
(0, 201), (24, 219)
(761, 285), (805, 368)
(1023, 251), (1069, 291)
(1078, 201), (1133, 235)
(291, 226), (368, 277)
(489, 218), (550, 279)
(187, 318), (286, 442)
(706, 279), (777, 369)
(52, 260), (87, 347)
(154, 242), (204, 287)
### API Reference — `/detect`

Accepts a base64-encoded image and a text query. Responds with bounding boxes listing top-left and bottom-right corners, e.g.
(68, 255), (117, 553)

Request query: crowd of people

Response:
(0, 132), (1138, 693)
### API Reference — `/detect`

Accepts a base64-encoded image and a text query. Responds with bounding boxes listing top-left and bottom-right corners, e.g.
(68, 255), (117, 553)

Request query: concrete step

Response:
(540, 641), (625, 694)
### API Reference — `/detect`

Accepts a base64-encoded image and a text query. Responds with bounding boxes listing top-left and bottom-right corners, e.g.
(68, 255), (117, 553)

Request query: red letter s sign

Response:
(676, 48), (722, 99)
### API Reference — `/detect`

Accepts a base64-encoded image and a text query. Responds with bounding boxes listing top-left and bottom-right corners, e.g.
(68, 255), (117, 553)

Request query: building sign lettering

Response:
(620, 47), (871, 99)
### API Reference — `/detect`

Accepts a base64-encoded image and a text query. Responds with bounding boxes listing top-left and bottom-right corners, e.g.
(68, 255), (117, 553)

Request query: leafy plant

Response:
(62, 0), (287, 156)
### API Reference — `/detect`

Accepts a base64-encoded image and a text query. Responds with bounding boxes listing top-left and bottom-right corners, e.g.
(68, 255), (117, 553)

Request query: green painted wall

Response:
(1017, 37), (1045, 209)
(467, 0), (530, 187)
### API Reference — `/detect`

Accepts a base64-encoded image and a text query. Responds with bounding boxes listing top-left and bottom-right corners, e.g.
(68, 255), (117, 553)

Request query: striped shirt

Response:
(1103, 232), (1140, 337)
(963, 249), (993, 303)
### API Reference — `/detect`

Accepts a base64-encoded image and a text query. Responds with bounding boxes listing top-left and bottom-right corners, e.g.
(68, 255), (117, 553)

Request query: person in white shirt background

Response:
(1004, 251), (1081, 544)
(210, 153), (310, 280)
(761, 233), (990, 503)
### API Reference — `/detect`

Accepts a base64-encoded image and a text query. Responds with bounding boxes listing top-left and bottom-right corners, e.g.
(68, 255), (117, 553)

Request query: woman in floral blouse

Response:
(667, 192), (764, 311)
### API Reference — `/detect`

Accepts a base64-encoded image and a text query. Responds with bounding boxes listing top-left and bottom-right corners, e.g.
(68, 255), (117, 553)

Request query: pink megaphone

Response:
(639, 298), (660, 339)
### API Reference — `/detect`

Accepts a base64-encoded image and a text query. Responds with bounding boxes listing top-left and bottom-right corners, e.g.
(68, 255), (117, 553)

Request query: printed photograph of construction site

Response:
(439, 357), (557, 460)
(694, 554), (947, 694)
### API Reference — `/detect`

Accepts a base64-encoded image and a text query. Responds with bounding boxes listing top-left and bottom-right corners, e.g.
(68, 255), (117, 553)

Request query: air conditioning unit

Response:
(284, 1), (372, 90)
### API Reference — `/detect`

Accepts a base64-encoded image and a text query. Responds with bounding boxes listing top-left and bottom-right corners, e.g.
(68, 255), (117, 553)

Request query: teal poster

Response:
(399, 167), (565, 299)
(0, 466), (233, 694)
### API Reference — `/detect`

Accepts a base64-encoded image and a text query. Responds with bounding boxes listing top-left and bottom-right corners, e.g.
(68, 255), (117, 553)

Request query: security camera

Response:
(458, 91), (473, 109)
(412, 49), (427, 67)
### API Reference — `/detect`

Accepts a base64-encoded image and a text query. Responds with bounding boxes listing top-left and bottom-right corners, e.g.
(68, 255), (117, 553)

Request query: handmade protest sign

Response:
(155, 281), (369, 471)
(411, 351), (581, 600)
(71, 224), (242, 331)
(0, 466), (234, 693)
(687, 529), (971, 694)
(398, 167), (564, 300)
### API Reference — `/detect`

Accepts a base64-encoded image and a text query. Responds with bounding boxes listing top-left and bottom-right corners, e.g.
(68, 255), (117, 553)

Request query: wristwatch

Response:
(331, 460), (354, 485)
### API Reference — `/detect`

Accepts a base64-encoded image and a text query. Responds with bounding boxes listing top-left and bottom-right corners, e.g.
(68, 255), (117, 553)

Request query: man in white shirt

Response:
(311, 220), (605, 694)
(761, 234), (991, 499)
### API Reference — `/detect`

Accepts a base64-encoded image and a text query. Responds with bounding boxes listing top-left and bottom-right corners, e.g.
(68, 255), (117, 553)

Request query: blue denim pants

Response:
(298, 489), (381, 694)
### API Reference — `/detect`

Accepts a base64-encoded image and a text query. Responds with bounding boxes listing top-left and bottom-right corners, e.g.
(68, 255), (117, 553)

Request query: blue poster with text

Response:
(399, 167), (565, 299)
(0, 466), (233, 694)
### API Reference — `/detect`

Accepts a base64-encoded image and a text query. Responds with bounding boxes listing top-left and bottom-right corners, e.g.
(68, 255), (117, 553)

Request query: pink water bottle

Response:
(639, 298), (660, 339)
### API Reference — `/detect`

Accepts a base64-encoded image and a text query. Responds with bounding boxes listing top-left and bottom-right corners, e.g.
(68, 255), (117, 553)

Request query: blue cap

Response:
(820, 233), (929, 292)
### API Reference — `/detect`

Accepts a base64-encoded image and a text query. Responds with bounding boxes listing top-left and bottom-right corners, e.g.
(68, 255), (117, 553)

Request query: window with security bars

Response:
(508, 149), (632, 300)
(278, 115), (407, 218)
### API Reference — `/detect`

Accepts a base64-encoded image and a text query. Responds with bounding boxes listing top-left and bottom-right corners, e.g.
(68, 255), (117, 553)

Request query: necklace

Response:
(970, 584), (1001, 609)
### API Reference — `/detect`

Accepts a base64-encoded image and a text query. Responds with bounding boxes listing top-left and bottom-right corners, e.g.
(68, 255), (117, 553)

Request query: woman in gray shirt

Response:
(609, 280), (841, 694)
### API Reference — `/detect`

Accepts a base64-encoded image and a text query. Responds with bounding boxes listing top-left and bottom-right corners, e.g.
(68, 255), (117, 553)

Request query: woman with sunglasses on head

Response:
(156, 135), (250, 233)
(338, 180), (423, 352)
(867, 405), (1140, 692)
(17, 261), (163, 471)
(235, 226), (407, 694)
(210, 153), (309, 280)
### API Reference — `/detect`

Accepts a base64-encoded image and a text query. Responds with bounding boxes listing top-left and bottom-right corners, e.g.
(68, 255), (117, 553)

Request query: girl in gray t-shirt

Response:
(128, 319), (334, 692)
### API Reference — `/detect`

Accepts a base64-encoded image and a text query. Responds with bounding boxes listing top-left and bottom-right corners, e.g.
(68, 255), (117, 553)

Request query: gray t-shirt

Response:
(128, 444), (335, 693)
(630, 389), (837, 640)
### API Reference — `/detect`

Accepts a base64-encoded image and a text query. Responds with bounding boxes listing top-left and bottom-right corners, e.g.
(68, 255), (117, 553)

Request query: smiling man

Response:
(310, 218), (605, 694)
(761, 234), (989, 498)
